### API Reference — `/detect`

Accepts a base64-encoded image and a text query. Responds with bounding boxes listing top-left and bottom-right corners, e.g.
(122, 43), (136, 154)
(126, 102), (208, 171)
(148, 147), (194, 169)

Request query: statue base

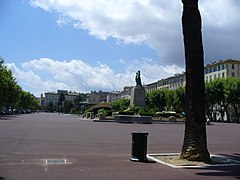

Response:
(130, 86), (146, 108)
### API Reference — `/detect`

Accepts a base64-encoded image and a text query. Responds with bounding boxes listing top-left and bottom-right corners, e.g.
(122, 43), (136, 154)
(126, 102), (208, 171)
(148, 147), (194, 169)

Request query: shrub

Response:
(138, 109), (153, 116)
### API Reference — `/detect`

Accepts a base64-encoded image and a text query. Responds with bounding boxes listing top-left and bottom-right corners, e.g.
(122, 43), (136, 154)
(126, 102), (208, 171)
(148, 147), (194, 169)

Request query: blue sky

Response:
(1, 0), (240, 97)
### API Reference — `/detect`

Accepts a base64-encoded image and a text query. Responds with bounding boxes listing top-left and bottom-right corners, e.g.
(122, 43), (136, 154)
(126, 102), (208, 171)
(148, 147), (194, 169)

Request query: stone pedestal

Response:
(114, 115), (152, 124)
(130, 86), (146, 107)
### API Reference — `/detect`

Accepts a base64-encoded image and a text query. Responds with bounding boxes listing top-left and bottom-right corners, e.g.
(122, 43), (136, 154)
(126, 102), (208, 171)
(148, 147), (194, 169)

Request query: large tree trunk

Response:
(180, 0), (211, 163)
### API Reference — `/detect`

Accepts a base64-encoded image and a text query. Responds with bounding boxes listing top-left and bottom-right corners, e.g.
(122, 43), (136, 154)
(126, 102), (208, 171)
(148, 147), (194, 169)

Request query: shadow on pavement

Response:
(143, 159), (157, 164)
(0, 114), (22, 121)
(193, 165), (240, 179)
(0, 116), (11, 121)
(185, 154), (240, 179)
(219, 154), (240, 161)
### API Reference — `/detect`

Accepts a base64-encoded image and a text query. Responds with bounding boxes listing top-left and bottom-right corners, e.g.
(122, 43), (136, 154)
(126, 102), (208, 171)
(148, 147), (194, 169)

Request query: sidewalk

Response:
(0, 113), (239, 179)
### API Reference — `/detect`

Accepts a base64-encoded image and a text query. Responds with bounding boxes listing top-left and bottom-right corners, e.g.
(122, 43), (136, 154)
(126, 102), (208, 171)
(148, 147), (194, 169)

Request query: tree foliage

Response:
(205, 78), (240, 123)
(108, 98), (130, 112)
(0, 57), (39, 114)
(146, 88), (185, 114)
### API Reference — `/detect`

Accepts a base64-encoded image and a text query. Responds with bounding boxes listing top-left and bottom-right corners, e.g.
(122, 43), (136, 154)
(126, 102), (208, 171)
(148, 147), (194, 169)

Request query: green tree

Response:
(212, 79), (227, 121)
(180, 0), (210, 162)
(224, 78), (240, 123)
(4, 70), (19, 112)
(146, 89), (166, 113)
(109, 98), (130, 112)
(146, 91), (155, 112)
(0, 58), (22, 112)
(165, 89), (175, 111)
(205, 81), (217, 122)
(0, 57), (39, 114)
(17, 91), (38, 112)
(173, 87), (185, 113)
(74, 94), (83, 112)
(154, 89), (166, 112)
(58, 92), (65, 113)
(0, 58), (4, 109)
(64, 100), (73, 114)
(47, 101), (54, 112)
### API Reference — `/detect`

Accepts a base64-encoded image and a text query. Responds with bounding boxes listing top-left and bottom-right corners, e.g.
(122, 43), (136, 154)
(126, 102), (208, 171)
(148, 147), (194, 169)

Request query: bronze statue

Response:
(135, 71), (142, 86)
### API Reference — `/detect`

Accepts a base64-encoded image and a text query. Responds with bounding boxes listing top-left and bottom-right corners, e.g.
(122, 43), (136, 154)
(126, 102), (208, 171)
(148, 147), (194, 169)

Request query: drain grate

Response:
(46, 159), (67, 164)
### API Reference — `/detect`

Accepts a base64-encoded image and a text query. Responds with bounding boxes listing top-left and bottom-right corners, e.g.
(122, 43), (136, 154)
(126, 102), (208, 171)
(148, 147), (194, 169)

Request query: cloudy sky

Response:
(1, 0), (239, 97)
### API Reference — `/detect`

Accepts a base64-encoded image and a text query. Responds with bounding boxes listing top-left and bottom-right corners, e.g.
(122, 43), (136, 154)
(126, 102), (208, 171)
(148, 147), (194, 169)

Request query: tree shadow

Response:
(193, 165), (240, 179)
(219, 154), (240, 161)
(0, 116), (11, 121)
(0, 114), (21, 121)
(185, 154), (240, 179)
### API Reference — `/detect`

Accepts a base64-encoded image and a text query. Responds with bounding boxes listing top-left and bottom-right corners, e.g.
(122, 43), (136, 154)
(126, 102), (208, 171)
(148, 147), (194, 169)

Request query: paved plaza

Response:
(0, 113), (239, 179)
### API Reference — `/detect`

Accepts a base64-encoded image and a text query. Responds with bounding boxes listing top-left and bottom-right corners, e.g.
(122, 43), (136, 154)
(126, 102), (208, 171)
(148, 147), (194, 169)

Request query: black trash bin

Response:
(130, 131), (149, 162)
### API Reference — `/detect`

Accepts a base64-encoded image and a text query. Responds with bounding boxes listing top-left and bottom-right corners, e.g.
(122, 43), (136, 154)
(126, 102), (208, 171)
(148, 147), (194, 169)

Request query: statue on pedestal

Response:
(131, 70), (145, 107)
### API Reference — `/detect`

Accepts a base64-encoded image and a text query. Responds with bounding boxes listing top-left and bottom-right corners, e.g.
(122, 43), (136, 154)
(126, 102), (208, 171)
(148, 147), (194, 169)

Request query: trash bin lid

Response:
(131, 131), (149, 135)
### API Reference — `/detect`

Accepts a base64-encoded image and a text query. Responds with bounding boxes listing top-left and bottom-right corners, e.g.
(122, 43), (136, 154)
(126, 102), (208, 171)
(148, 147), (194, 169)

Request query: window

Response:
(222, 72), (225, 78)
(222, 64), (225, 69)
(232, 64), (235, 69)
(209, 68), (212, 73)
(232, 72), (235, 77)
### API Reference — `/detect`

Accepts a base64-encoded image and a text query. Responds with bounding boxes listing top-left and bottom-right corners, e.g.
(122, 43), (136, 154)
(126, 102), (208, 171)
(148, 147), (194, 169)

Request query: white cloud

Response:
(7, 58), (184, 97)
(30, 0), (182, 65)
(201, 0), (240, 28)
(6, 63), (70, 97)
(30, 0), (240, 65)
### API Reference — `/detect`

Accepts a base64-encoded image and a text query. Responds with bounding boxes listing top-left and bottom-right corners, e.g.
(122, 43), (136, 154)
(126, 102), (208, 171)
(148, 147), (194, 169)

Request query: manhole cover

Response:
(46, 159), (67, 164)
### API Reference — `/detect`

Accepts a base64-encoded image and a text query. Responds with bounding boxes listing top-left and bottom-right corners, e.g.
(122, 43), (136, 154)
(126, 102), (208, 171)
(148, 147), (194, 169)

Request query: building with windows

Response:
(168, 73), (186, 90)
(145, 72), (186, 92)
(106, 87), (132, 102)
(120, 86), (132, 99)
(106, 91), (121, 102)
(41, 90), (79, 107)
(205, 59), (240, 81)
(145, 59), (240, 92)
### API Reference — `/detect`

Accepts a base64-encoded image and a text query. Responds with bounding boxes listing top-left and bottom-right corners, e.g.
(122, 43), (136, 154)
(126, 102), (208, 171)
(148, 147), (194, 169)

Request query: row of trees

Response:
(0, 57), (39, 114)
(205, 78), (240, 123)
(144, 78), (240, 123)
(146, 87), (185, 114)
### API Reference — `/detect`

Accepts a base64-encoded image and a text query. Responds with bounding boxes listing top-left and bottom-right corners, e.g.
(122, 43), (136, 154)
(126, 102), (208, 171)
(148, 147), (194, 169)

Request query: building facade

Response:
(205, 59), (240, 82)
(41, 90), (79, 107)
(145, 72), (186, 92)
(145, 59), (240, 92)
(106, 92), (121, 102)
(120, 86), (132, 99)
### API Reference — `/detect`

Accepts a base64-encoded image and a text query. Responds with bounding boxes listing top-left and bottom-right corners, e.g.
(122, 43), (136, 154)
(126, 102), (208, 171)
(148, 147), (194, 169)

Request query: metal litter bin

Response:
(130, 131), (149, 162)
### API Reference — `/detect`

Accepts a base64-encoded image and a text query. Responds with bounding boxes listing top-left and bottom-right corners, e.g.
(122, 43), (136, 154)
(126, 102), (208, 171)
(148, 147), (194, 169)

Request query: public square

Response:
(0, 113), (239, 180)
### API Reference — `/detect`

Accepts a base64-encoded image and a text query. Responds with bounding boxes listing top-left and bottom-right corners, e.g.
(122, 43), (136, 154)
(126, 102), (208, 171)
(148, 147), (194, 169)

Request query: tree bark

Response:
(180, 0), (211, 163)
